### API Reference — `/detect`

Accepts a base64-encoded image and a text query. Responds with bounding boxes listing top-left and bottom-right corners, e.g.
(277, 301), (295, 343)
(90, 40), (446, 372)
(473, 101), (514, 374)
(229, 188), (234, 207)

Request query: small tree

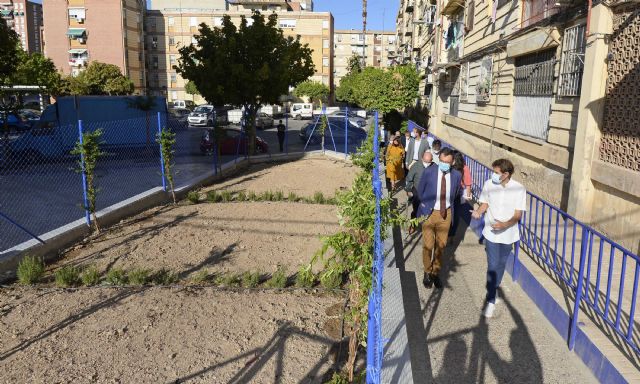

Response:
(71, 129), (104, 233)
(185, 81), (199, 102)
(177, 12), (315, 154)
(293, 80), (329, 105)
(157, 128), (177, 204)
(60, 61), (134, 96)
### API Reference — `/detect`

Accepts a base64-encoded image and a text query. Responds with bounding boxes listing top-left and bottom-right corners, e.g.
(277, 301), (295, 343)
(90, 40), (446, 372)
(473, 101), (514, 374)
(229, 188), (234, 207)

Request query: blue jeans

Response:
(485, 240), (514, 304)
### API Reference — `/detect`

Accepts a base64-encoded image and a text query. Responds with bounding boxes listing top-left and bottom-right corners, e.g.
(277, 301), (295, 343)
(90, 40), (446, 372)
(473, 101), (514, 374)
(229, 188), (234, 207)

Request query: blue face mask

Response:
(439, 162), (451, 173)
(491, 172), (502, 184)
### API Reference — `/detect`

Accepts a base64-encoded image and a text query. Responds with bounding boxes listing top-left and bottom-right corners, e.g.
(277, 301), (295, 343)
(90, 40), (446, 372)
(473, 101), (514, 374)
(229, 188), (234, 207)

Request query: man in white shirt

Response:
(472, 158), (527, 318)
(405, 127), (429, 169)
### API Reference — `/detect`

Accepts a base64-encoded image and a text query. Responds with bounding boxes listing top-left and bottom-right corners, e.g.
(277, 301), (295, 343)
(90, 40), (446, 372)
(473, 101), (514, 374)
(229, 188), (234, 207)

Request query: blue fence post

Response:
(285, 103), (289, 154)
(569, 225), (590, 350)
(157, 112), (167, 191)
(344, 106), (348, 157)
(77, 120), (91, 227)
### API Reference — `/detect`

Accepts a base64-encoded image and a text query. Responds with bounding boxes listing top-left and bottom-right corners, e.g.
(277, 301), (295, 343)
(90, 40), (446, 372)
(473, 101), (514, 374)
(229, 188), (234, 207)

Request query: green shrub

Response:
(303, 196), (314, 204)
(16, 255), (45, 285)
(295, 265), (317, 288)
(54, 265), (81, 287)
(128, 268), (150, 286)
(248, 191), (257, 201)
(262, 190), (274, 201)
(220, 190), (233, 202)
(206, 190), (220, 203)
(80, 265), (100, 286)
(191, 269), (210, 284)
(151, 268), (178, 285)
(215, 272), (241, 287)
(241, 271), (261, 288)
(274, 190), (284, 201)
(236, 191), (247, 202)
(105, 268), (127, 286)
(325, 197), (337, 205)
(313, 191), (325, 204)
(324, 372), (350, 384)
(287, 191), (299, 202)
(266, 267), (288, 288)
(187, 191), (200, 204)
(320, 269), (342, 289)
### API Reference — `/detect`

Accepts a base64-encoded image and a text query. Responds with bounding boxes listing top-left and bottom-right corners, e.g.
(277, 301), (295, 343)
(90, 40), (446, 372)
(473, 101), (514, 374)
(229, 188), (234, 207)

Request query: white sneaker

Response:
(483, 302), (495, 318)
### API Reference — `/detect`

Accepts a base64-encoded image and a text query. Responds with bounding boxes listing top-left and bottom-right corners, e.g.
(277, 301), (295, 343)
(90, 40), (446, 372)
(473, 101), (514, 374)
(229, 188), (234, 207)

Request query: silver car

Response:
(255, 112), (274, 130)
(188, 105), (216, 127)
(329, 110), (367, 129)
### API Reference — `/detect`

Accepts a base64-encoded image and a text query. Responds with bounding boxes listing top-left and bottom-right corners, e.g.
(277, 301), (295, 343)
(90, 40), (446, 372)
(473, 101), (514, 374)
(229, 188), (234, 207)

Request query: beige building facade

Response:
(42, 0), (146, 92)
(396, 0), (639, 253)
(1, 0), (43, 53)
(333, 29), (396, 87)
(146, 2), (333, 104)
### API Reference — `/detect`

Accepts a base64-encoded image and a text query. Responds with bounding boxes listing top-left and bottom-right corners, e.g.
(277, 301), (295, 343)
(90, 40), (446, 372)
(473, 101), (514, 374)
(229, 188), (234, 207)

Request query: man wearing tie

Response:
(416, 147), (462, 289)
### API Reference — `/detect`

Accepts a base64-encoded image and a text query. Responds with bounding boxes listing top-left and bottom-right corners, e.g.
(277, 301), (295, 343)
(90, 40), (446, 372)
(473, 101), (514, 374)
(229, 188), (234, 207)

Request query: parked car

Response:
(18, 109), (41, 122)
(200, 127), (269, 155)
(255, 112), (274, 130)
(290, 103), (313, 120)
(298, 120), (368, 146)
(259, 104), (283, 117)
(168, 108), (190, 129)
(188, 105), (228, 127)
(171, 100), (196, 110)
(328, 110), (367, 129)
(0, 113), (32, 132)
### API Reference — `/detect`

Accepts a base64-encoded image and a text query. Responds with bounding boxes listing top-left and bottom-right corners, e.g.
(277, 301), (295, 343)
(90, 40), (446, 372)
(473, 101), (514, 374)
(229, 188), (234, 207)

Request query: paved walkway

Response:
(389, 192), (599, 384)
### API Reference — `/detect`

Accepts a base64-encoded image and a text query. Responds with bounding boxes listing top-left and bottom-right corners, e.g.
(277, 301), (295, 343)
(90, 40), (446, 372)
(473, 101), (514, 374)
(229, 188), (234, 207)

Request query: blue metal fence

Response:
(410, 120), (640, 357)
(366, 111), (384, 383)
(0, 108), (369, 254)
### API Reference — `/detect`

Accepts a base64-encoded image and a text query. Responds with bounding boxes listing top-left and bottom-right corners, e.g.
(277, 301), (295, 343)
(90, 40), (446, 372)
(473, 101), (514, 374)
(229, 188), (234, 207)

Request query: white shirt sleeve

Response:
(479, 182), (490, 204)
(517, 186), (528, 211)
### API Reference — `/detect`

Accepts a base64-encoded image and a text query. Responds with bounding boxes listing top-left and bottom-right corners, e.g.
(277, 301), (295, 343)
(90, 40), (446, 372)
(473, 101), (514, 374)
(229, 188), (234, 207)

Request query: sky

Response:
(314, 0), (398, 32)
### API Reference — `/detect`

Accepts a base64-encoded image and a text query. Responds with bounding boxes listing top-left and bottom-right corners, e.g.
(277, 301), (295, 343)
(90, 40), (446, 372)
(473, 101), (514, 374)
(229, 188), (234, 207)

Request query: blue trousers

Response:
(485, 239), (514, 304)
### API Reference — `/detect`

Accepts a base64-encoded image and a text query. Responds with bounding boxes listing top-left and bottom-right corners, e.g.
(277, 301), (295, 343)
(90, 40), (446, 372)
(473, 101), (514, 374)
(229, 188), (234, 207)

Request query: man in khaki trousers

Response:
(416, 147), (462, 289)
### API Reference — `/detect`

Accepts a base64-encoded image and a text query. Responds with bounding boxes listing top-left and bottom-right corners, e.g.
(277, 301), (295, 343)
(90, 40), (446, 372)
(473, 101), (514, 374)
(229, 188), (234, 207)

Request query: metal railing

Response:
(366, 111), (384, 383)
(411, 121), (640, 357)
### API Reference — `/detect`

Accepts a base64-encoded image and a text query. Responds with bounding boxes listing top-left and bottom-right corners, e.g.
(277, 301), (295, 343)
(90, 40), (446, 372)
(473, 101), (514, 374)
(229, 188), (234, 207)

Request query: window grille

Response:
(558, 24), (586, 97)
(514, 49), (556, 96)
(460, 62), (469, 101)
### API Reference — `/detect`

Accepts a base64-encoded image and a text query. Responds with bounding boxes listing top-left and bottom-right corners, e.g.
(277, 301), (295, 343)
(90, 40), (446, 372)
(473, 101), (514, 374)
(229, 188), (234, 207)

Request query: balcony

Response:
(521, 0), (563, 29)
(68, 49), (88, 67)
(441, 0), (464, 16)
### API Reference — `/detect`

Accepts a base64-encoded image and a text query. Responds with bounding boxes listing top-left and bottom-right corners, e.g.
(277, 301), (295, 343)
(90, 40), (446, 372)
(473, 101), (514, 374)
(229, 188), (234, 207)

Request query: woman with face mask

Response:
(385, 136), (406, 192)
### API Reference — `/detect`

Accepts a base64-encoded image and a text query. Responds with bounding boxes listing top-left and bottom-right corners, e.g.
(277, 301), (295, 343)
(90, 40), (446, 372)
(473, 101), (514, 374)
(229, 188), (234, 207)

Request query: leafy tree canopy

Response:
(61, 61), (134, 96)
(346, 54), (362, 76)
(185, 81), (199, 96)
(12, 51), (63, 94)
(294, 80), (329, 104)
(176, 11), (315, 153)
(0, 18), (19, 86)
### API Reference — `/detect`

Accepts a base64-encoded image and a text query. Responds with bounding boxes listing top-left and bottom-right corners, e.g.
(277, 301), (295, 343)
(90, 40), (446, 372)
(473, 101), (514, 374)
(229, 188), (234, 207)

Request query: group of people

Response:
(385, 126), (527, 318)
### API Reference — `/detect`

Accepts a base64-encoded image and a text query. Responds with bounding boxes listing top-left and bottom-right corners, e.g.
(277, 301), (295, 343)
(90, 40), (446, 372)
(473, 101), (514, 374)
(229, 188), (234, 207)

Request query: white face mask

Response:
(491, 172), (503, 184)
(422, 161), (431, 167)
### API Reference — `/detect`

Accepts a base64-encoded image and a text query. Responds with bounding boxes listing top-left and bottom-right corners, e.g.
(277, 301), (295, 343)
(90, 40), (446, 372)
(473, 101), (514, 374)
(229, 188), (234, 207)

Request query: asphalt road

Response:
(0, 117), (366, 252)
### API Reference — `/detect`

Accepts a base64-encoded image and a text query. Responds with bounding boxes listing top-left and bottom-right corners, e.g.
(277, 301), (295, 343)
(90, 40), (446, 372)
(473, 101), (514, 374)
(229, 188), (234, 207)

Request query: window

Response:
(169, 55), (176, 67)
(190, 17), (197, 27)
(279, 19), (297, 28)
(558, 24), (586, 97)
(170, 73), (177, 83)
(68, 8), (86, 22)
(497, 0), (510, 8)
(171, 91), (178, 100)
(323, 57), (329, 67)
(169, 37), (175, 46)
(151, 36), (158, 49)
(466, 0), (475, 31)
(522, 0), (560, 28)
(168, 16), (174, 26)
(336, 34), (342, 42)
(152, 56), (158, 68)
(514, 49), (555, 96)
(322, 20), (329, 29)
(323, 39), (329, 49)
(476, 56), (493, 102)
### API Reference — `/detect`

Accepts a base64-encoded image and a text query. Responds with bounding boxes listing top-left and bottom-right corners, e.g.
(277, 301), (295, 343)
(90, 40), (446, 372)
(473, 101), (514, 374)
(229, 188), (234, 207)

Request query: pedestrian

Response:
(405, 150), (434, 235)
(385, 136), (405, 192)
(402, 129), (412, 174)
(431, 140), (442, 164)
(276, 120), (286, 153)
(449, 151), (473, 238)
(405, 126), (430, 171)
(471, 158), (527, 318)
(416, 147), (462, 289)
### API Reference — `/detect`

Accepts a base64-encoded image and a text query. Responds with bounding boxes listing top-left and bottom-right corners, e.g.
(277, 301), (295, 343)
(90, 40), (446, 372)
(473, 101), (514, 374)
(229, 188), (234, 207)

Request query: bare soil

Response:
(0, 287), (345, 383)
(210, 158), (356, 197)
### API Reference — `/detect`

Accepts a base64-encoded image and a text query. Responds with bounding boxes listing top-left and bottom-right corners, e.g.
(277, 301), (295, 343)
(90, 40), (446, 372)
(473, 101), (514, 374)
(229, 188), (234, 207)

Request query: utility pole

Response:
(362, 0), (367, 67)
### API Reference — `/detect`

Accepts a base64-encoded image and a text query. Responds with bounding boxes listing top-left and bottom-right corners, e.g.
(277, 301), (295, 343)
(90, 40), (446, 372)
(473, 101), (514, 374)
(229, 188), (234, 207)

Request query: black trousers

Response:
(277, 132), (285, 152)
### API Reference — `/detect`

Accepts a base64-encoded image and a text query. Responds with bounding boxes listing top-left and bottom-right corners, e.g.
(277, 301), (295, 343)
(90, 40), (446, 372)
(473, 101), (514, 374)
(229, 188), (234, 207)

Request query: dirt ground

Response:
(60, 201), (340, 277)
(210, 158), (356, 197)
(0, 287), (345, 383)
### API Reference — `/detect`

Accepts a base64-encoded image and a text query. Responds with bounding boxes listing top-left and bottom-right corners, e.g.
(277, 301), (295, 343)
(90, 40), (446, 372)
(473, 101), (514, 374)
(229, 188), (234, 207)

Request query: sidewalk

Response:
(389, 192), (599, 384)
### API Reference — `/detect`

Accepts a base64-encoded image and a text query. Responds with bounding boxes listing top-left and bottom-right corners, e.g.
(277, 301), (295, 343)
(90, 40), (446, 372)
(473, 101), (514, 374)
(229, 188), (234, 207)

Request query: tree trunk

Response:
(245, 104), (258, 156)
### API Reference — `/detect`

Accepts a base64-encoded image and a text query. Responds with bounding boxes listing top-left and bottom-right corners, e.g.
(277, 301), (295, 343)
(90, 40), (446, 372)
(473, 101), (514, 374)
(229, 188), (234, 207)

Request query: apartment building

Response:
(146, 0), (333, 103)
(42, 0), (146, 93)
(396, 0), (639, 253)
(0, 0), (43, 53)
(333, 29), (396, 86)
(227, 0), (313, 12)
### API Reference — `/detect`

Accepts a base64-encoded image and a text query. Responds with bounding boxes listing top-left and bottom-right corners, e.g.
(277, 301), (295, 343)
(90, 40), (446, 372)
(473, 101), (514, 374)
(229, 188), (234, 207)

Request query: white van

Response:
(290, 103), (313, 120)
(171, 100), (196, 110)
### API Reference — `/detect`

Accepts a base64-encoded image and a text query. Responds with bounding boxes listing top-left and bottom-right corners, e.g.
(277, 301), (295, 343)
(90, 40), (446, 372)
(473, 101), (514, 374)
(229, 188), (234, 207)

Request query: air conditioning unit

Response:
(78, 37), (85, 44)
(152, 42), (158, 49)
(77, 17), (84, 24)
